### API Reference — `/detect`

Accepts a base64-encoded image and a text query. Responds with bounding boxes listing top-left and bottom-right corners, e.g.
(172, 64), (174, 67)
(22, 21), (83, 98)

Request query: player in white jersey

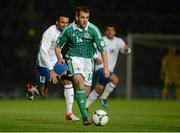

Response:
(27, 13), (79, 121)
(86, 24), (131, 109)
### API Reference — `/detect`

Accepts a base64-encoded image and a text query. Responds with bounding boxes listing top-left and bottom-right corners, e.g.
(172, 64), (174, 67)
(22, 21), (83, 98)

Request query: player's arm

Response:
(55, 29), (68, 64)
(40, 31), (54, 70)
(40, 30), (58, 84)
(120, 41), (131, 54)
(123, 44), (131, 54)
(94, 52), (103, 65)
(101, 50), (109, 78)
(55, 47), (65, 64)
(93, 27), (109, 77)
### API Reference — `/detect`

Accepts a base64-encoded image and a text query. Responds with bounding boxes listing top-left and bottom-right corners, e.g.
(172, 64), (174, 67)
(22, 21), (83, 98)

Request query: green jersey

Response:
(56, 22), (106, 58)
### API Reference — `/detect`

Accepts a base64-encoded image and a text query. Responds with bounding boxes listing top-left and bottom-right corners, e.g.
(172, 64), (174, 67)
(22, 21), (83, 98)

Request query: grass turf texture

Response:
(0, 99), (180, 132)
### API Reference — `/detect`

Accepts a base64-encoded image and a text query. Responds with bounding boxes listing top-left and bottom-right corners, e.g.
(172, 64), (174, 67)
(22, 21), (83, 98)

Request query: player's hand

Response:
(50, 69), (58, 84)
(124, 45), (129, 52)
(58, 58), (65, 64)
(121, 45), (131, 54)
(103, 67), (110, 78)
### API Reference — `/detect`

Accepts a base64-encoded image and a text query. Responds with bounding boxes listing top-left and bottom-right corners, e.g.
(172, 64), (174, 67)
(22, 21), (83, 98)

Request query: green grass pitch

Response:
(0, 99), (180, 132)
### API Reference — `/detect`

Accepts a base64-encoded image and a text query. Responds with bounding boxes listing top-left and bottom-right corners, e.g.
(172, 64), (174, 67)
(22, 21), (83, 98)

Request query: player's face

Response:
(105, 27), (116, 39)
(76, 11), (89, 29)
(56, 16), (69, 31)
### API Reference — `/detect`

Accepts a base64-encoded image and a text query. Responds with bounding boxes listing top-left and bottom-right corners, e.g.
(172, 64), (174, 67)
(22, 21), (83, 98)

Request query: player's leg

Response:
(44, 86), (48, 96)
(175, 87), (180, 101)
(84, 85), (91, 97)
(161, 86), (168, 101)
(68, 57), (93, 125)
(174, 80), (180, 102)
(62, 77), (80, 121)
(85, 70), (99, 109)
(86, 68), (111, 108)
(161, 77), (171, 101)
(73, 74), (91, 125)
(161, 81), (169, 101)
(36, 66), (50, 97)
(38, 85), (48, 97)
(99, 74), (119, 108)
(86, 84), (104, 109)
(27, 66), (49, 100)
(175, 86), (180, 102)
(54, 63), (80, 121)
(27, 81), (49, 98)
(26, 83), (39, 100)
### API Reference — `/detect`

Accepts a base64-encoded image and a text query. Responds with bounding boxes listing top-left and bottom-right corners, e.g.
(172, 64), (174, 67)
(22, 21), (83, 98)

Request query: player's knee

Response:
(175, 87), (180, 94)
(63, 79), (72, 85)
(73, 75), (84, 87)
(95, 85), (104, 95)
(84, 86), (91, 97)
(39, 92), (46, 96)
(162, 88), (168, 95)
(110, 75), (119, 85)
(38, 88), (46, 96)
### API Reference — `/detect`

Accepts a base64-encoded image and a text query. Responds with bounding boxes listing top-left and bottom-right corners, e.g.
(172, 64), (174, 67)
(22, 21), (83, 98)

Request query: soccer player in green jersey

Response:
(55, 6), (109, 125)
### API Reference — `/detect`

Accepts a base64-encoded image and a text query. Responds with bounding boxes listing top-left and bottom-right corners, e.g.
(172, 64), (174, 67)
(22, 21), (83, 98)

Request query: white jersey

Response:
(37, 25), (60, 70)
(95, 36), (126, 72)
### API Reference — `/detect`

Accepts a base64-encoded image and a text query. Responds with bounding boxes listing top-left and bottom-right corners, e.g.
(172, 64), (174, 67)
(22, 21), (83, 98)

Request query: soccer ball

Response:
(92, 109), (109, 126)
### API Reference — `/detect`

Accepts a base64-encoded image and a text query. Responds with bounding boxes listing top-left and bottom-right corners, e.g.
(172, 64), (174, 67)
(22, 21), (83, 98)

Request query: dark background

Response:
(0, 0), (180, 99)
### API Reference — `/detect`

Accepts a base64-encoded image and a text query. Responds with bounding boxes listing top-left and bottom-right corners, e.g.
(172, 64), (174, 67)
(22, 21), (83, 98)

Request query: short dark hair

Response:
(76, 6), (90, 16)
(104, 24), (117, 31)
(56, 12), (69, 21)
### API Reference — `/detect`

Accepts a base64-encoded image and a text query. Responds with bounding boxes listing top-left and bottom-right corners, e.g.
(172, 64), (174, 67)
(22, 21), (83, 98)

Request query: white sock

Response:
(31, 86), (40, 95)
(86, 89), (99, 108)
(64, 84), (74, 114)
(100, 82), (115, 99)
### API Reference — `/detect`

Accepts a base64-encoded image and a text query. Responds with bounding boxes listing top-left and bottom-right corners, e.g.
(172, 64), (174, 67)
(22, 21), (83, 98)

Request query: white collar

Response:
(72, 21), (89, 31)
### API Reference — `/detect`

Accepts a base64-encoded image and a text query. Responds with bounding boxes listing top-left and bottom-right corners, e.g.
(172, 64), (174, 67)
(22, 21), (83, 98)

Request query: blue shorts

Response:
(36, 63), (68, 87)
(96, 68), (113, 87)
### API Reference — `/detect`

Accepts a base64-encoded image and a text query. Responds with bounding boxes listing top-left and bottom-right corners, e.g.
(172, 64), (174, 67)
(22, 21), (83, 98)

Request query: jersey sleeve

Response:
(56, 28), (68, 49)
(93, 27), (106, 52)
(39, 30), (54, 70)
(119, 38), (126, 50)
(118, 38), (128, 54)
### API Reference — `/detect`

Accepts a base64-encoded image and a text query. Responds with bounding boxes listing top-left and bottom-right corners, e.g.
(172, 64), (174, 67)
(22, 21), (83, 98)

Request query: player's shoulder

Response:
(58, 23), (74, 37)
(115, 36), (126, 44)
(65, 23), (74, 30)
(88, 22), (100, 32)
(43, 25), (57, 35)
(61, 23), (74, 34)
(46, 25), (56, 31)
(103, 36), (124, 42)
(115, 36), (124, 41)
(88, 22), (97, 28)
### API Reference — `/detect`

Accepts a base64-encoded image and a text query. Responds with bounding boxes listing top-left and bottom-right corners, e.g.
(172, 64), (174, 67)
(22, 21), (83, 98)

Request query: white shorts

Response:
(66, 56), (94, 86)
